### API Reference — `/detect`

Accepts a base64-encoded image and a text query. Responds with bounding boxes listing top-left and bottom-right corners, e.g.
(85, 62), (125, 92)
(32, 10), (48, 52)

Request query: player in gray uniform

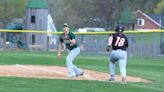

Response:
(57, 23), (84, 78)
(106, 25), (128, 84)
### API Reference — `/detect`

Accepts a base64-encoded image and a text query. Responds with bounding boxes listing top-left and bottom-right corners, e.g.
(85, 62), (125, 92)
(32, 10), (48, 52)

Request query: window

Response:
(137, 18), (144, 26)
(32, 34), (35, 45)
(31, 16), (35, 23)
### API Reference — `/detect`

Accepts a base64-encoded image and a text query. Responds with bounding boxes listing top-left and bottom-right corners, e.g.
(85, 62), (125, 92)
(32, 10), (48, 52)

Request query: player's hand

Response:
(106, 45), (110, 51)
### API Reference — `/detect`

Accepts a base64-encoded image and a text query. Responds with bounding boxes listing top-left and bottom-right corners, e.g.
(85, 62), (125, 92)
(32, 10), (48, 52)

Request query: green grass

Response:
(0, 77), (159, 92)
(0, 51), (164, 92)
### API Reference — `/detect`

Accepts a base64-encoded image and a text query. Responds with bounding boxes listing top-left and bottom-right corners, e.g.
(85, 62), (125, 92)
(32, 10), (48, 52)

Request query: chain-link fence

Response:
(75, 33), (163, 58)
(0, 32), (163, 58)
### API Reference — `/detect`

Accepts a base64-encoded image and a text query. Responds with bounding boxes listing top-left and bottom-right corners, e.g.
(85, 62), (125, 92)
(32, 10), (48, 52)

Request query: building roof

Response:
(134, 10), (161, 27)
(147, 14), (164, 27)
(26, 0), (48, 9)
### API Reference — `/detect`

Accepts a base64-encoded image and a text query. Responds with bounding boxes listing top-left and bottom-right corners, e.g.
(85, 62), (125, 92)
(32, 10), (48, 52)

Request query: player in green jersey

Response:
(57, 23), (84, 78)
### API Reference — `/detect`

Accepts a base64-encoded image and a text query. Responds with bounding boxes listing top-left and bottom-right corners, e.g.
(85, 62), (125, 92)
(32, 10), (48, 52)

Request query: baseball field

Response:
(0, 51), (163, 92)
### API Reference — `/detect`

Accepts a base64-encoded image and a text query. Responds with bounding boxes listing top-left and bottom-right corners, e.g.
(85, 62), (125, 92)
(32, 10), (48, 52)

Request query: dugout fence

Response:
(0, 30), (164, 58)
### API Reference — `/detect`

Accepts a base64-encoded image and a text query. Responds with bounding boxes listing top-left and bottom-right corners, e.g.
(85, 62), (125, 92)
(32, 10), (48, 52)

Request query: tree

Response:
(50, 0), (97, 28)
(154, 0), (164, 14)
(0, 0), (27, 48)
(48, 0), (126, 30)
(92, 0), (125, 30)
(47, 0), (160, 30)
(119, 6), (134, 24)
(0, 0), (27, 27)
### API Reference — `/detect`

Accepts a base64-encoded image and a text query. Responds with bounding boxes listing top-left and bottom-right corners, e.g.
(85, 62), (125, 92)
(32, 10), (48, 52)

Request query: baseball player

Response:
(57, 23), (84, 78)
(106, 25), (128, 84)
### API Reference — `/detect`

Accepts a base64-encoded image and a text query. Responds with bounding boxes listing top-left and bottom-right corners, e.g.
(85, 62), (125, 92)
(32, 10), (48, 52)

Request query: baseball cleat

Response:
(67, 75), (76, 78)
(109, 78), (115, 82)
(76, 71), (84, 77)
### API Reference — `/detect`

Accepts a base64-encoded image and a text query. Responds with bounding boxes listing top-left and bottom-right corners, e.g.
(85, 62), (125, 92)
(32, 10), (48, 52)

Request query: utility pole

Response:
(160, 11), (164, 41)
(3, 0), (8, 49)
(160, 10), (164, 54)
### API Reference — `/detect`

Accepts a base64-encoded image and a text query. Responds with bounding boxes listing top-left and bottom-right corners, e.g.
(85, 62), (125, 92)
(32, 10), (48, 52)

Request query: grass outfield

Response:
(0, 51), (164, 92)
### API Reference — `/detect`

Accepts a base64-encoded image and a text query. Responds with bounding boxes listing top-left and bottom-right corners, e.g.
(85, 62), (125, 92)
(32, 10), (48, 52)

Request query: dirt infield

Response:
(0, 65), (150, 83)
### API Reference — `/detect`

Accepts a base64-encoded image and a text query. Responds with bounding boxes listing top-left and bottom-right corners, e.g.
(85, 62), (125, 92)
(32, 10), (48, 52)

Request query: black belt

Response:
(114, 49), (126, 51)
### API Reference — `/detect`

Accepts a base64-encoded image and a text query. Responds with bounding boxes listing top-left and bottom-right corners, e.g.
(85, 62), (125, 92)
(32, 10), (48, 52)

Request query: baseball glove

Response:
(106, 45), (111, 51)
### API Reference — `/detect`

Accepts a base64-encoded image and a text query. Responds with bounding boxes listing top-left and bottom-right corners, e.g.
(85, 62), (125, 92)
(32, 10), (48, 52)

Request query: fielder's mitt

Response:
(106, 45), (111, 51)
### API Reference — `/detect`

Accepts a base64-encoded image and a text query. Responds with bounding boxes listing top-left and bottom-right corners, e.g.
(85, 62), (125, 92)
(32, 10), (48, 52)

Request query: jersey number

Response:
(114, 37), (125, 46)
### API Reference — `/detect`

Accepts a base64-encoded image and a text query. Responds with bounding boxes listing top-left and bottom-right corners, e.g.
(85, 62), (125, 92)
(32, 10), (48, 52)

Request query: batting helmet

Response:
(114, 25), (124, 32)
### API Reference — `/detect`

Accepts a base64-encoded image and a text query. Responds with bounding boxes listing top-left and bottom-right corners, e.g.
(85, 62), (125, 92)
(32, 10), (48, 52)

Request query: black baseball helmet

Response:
(114, 25), (124, 32)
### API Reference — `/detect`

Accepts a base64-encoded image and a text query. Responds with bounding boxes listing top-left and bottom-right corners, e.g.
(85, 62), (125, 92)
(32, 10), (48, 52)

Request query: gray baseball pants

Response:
(109, 49), (127, 79)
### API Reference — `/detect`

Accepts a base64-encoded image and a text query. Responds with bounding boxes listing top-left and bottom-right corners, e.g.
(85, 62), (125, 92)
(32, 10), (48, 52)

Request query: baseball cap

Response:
(63, 23), (69, 27)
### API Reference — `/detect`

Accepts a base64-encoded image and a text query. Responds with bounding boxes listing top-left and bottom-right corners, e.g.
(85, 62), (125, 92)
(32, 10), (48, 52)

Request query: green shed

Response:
(24, 0), (48, 51)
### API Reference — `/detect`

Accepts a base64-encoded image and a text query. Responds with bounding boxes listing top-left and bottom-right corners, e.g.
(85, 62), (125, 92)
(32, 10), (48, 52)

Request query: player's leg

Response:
(73, 65), (84, 76)
(66, 49), (77, 77)
(118, 59), (127, 78)
(118, 51), (127, 84)
(109, 51), (117, 81)
(71, 47), (83, 76)
(109, 61), (115, 81)
(118, 59), (127, 84)
(66, 47), (81, 77)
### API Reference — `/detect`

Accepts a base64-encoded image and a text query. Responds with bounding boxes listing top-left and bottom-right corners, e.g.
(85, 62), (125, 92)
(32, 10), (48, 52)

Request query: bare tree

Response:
(0, 0), (26, 27)
(0, 0), (26, 48)
(47, 0), (160, 30)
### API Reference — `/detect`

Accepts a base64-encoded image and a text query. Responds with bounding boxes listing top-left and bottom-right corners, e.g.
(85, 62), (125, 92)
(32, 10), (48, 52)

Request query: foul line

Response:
(15, 64), (67, 75)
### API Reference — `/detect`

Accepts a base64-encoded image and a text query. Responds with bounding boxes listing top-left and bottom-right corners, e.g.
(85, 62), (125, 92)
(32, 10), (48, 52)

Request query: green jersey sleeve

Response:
(69, 32), (76, 40)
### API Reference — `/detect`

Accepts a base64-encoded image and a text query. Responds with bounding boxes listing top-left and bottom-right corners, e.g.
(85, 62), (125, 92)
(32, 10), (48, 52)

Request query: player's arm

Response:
(69, 33), (76, 45)
(106, 34), (113, 51)
(69, 39), (76, 44)
(57, 42), (63, 56)
(57, 36), (64, 60)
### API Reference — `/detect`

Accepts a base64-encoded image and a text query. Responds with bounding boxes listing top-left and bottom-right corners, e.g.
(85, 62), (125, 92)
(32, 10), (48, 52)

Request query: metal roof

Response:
(26, 0), (48, 9)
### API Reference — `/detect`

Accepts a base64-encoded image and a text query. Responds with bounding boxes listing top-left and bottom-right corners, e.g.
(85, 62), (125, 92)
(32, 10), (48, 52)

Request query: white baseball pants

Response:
(66, 47), (82, 77)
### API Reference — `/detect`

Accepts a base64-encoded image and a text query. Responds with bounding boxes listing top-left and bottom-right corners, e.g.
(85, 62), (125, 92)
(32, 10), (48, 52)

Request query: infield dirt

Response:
(0, 65), (150, 83)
